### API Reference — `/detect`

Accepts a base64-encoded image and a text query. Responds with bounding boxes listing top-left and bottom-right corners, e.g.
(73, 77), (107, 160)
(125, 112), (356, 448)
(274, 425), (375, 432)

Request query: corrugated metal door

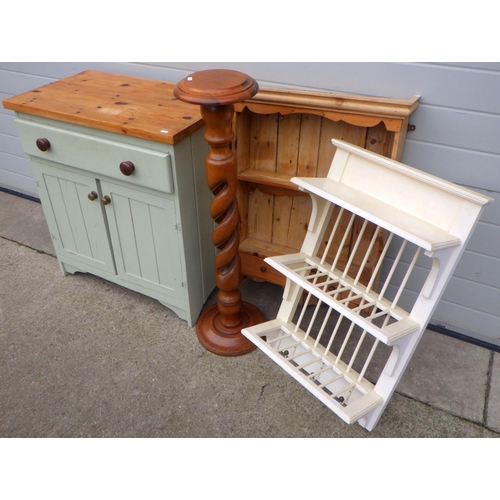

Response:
(1, 61), (499, 348)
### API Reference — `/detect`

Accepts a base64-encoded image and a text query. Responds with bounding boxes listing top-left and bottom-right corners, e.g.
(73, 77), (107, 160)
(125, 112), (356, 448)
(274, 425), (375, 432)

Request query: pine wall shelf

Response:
(233, 87), (420, 287)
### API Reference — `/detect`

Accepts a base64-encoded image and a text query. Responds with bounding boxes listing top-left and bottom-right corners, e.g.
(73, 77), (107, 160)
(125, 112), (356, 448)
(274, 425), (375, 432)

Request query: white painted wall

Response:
(1, 62), (498, 347)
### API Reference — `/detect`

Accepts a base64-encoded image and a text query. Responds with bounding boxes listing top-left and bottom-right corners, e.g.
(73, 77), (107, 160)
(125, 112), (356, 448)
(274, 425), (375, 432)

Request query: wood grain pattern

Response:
(3, 70), (204, 144)
(233, 88), (420, 287)
(174, 69), (264, 356)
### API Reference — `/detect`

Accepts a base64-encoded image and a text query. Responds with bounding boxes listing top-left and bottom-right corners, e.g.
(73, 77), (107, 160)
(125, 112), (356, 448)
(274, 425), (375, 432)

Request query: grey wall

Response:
(1, 62), (498, 346)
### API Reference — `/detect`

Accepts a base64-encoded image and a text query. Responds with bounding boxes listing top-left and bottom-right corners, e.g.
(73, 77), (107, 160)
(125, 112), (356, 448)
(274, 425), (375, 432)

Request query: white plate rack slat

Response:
(243, 138), (493, 431)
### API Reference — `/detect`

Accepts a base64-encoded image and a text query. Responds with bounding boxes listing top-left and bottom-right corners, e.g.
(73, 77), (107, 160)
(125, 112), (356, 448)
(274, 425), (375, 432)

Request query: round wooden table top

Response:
(174, 69), (259, 106)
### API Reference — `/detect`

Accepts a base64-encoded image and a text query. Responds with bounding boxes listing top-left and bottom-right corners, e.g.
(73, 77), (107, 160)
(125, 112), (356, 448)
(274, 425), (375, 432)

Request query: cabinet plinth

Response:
(174, 69), (265, 356)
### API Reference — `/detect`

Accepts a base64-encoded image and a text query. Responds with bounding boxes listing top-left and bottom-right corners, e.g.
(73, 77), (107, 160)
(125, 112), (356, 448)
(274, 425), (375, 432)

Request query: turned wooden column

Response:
(174, 69), (265, 356)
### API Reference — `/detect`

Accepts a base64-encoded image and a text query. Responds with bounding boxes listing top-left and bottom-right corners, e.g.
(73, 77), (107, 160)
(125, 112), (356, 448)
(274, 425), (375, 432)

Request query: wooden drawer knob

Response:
(88, 191), (98, 201)
(36, 138), (50, 151)
(101, 195), (111, 205)
(119, 161), (135, 176)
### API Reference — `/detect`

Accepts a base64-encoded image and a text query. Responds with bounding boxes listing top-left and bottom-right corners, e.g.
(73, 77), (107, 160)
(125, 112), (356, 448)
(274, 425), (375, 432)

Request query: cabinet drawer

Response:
(241, 252), (286, 286)
(15, 119), (174, 193)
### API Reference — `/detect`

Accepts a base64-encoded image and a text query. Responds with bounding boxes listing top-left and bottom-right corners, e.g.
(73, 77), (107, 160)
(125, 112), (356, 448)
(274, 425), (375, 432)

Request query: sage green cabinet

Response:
(101, 180), (184, 308)
(14, 114), (214, 326)
(32, 162), (117, 274)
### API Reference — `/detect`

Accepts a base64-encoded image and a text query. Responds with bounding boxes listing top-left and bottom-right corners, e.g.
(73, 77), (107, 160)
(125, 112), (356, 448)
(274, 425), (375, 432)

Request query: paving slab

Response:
(0, 191), (55, 256)
(1, 191), (499, 437)
(486, 353), (500, 432)
(1, 237), (498, 438)
(398, 329), (492, 424)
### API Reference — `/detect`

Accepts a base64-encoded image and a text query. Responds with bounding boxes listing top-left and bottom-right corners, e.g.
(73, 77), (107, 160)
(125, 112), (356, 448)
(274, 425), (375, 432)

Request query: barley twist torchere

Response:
(174, 69), (265, 355)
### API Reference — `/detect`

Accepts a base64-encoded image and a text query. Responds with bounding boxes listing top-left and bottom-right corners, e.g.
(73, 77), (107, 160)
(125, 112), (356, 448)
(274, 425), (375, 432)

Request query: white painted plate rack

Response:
(242, 138), (492, 431)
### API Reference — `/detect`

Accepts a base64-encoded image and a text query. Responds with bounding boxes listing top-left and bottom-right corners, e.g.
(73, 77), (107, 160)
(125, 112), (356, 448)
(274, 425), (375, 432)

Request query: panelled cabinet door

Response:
(100, 181), (185, 305)
(32, 162), (116, 274)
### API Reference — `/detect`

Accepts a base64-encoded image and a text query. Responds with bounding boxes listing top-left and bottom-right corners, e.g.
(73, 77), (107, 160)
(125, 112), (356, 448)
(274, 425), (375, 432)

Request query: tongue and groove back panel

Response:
(233, 87), (420, 288)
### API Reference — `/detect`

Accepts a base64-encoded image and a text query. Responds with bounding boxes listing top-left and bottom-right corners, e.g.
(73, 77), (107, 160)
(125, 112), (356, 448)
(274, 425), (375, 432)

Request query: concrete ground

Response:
(1, 189), (499, 438)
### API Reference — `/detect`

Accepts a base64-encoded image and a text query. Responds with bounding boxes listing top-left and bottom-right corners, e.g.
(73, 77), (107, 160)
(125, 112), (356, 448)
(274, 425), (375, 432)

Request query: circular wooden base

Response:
(196, 302), (265, 356)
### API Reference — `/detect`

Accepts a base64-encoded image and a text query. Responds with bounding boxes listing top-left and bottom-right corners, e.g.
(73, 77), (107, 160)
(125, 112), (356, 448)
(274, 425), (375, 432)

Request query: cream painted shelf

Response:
(291, 178), (461, 252)
(243, 138), (492, 430)
(267, 253), (420, 345)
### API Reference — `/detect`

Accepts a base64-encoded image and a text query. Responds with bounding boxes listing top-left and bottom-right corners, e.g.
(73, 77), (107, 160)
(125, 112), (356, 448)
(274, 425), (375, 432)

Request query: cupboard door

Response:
(100, 181), (185, 305)
(32, 162), (116, 274)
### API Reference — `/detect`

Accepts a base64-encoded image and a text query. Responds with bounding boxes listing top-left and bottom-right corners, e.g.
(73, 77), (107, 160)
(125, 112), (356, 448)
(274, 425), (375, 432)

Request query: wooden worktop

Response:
(2, 70), (204, 145)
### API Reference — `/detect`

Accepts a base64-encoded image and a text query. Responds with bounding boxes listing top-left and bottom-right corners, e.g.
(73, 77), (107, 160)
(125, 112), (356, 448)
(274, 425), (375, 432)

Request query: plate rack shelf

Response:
(242, 138), (492, 431)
